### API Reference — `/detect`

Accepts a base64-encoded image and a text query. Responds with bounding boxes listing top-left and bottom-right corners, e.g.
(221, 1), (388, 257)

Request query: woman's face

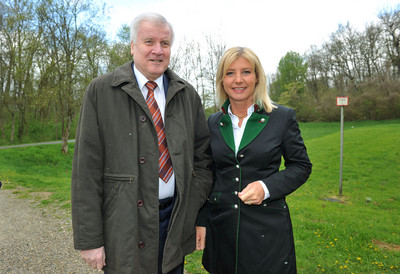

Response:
(222, 57), (257, 107)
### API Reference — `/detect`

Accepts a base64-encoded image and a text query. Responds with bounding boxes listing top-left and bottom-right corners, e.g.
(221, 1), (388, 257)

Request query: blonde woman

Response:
(196, 47), (312, 273)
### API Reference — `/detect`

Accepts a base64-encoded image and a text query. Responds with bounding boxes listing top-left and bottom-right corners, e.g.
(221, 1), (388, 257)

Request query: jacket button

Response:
(239, 154), (244, 158)
(138, 241), (145, 249)
(235, 177), (239, 182)
(234, 204), (238, 209)
(139, 157), (146, 164)
(260, 118), (266, 123)
(235, 165), (240, 169)
(137, 200), (144, 207)
(140, 116), (146, 122)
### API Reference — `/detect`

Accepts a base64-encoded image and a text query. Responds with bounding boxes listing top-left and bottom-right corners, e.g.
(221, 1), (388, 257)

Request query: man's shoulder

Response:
(88, 62), (135, 91)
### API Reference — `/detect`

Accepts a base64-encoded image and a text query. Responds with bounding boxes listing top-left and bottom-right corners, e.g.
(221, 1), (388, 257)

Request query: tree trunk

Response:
(61, 114), (72, 154)
(10, 113), (15, 145)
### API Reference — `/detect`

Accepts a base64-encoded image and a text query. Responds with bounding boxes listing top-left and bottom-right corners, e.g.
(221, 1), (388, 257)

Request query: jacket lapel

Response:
(219, 113), (235, 152)
(238, 111), (269, 151)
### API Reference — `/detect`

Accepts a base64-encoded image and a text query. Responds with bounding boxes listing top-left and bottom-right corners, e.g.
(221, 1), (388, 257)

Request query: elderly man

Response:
(71, 12), (213, 274)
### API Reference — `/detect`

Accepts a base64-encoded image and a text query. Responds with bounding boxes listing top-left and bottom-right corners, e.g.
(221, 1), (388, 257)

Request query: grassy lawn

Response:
(0, 120), (399, 273)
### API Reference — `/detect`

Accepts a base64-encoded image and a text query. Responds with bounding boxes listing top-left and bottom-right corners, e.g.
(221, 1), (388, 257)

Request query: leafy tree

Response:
(106, 24), (131, 72)
(39, 0), (107, 153)
(272, 51), (308, 105)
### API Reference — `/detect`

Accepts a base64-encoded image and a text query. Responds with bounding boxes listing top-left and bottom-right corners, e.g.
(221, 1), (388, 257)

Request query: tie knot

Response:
(145, 81), (157, 92)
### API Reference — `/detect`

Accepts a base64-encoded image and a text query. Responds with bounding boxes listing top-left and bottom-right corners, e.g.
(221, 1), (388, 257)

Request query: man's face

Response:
(131, 20), (172, 81)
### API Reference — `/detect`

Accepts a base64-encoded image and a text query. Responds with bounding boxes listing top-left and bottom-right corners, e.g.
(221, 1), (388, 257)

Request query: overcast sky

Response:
(98, 0), (399, 74)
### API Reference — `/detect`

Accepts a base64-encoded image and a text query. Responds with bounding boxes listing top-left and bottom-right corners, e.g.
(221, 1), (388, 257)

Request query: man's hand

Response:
(81, 246), (106, 270)
(238, 181), (265, 205)
(196, 226), (206, 250)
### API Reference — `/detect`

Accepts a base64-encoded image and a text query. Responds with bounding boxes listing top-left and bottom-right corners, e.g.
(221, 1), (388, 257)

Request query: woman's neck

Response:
(230, 102), (252, 118)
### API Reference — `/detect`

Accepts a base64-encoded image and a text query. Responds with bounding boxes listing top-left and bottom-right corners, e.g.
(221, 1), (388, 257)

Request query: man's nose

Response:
(152, 43), (163, 54)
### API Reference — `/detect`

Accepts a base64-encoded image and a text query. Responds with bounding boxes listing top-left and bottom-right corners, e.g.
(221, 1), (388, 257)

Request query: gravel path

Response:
(0, 189), (97, 273)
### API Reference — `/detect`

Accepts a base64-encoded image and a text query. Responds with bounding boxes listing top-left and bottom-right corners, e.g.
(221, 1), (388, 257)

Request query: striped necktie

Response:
(145, 81), (173, 183)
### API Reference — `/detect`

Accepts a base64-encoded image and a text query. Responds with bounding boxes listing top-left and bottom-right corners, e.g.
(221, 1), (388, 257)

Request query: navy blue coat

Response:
(199, 101), (312, 274)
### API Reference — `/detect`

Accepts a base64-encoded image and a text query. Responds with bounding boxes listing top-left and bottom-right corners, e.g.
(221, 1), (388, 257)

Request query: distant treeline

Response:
(1, 0), (399, 150)
(269, 7), (400, 122)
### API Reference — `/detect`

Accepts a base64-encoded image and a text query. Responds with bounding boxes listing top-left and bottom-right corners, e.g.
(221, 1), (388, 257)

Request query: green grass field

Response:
(0, 120), (399, 273)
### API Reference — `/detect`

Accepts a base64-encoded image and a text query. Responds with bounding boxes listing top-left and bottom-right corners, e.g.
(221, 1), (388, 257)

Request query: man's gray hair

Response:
(130, 12), (174, 44)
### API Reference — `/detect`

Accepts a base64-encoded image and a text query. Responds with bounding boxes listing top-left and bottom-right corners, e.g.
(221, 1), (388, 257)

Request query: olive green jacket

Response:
(71, 61), (213, 273)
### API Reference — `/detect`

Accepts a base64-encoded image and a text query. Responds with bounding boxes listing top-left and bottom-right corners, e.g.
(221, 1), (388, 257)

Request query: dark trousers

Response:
(158, 197), (184, 274)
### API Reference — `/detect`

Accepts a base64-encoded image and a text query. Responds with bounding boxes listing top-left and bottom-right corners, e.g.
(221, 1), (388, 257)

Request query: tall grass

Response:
(0, 120), (399, 273)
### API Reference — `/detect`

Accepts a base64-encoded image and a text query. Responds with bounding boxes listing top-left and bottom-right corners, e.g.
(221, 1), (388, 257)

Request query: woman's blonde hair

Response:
(216, 47), (276, 113)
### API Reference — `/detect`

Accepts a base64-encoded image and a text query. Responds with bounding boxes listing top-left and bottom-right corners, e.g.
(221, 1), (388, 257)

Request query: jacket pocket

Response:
(102, 173), (134, 221)
(208, 192), (221, 203)
(259, 198), (288, 212)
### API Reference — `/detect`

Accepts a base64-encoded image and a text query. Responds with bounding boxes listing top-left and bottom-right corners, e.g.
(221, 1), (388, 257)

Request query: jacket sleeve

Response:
(262, 108), (312, 201)
(71, 80), (105, 250)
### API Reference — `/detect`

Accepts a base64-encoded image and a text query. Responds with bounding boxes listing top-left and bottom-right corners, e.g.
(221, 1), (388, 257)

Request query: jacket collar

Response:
(221, 99), (263, 115)
(219, 99), (269, 153)
(111, 61), (187, 103)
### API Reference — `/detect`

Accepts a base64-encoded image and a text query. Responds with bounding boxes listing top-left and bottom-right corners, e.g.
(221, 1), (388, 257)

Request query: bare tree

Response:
(204, 34), (225, 112)
(379, 6), (400, 77)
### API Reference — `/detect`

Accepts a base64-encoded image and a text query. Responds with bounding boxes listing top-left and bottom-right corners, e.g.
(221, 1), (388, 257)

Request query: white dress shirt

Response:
(134, 66), (175, 199)
(228, 105), (270, 200)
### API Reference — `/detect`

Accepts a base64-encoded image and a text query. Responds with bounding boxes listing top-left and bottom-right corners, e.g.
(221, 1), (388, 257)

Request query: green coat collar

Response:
(219, 100), (269, 153)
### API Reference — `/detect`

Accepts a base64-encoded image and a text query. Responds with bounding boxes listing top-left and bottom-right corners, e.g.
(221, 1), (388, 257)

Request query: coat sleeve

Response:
(192, 96), (213, 205)
(196, 113), (219, 227)
(262, 108), (312, 201)
(71, 80), (105, 250)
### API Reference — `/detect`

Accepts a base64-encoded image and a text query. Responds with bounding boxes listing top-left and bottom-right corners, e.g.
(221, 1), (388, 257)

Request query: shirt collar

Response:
(228, 104), (255, 119)
(133, 65), (164, 91)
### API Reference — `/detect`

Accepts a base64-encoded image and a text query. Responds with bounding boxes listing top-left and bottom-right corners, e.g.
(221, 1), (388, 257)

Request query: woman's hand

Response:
(238, 181), (265, 205)
(196, 226), (206, 250)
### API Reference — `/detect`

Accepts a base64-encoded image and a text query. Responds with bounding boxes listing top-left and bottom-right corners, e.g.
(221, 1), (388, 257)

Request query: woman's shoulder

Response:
(269, 104), (295, 117)
(207, 111), (224, 125)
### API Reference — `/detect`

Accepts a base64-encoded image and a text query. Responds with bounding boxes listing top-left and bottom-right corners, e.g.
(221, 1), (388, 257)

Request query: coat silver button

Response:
(235, 177), (239, 182)
(220, 122), (224, 126)
(260, 118), (266, 123)
(236, 165), (240, 169)
(234, 204), (238, 209)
